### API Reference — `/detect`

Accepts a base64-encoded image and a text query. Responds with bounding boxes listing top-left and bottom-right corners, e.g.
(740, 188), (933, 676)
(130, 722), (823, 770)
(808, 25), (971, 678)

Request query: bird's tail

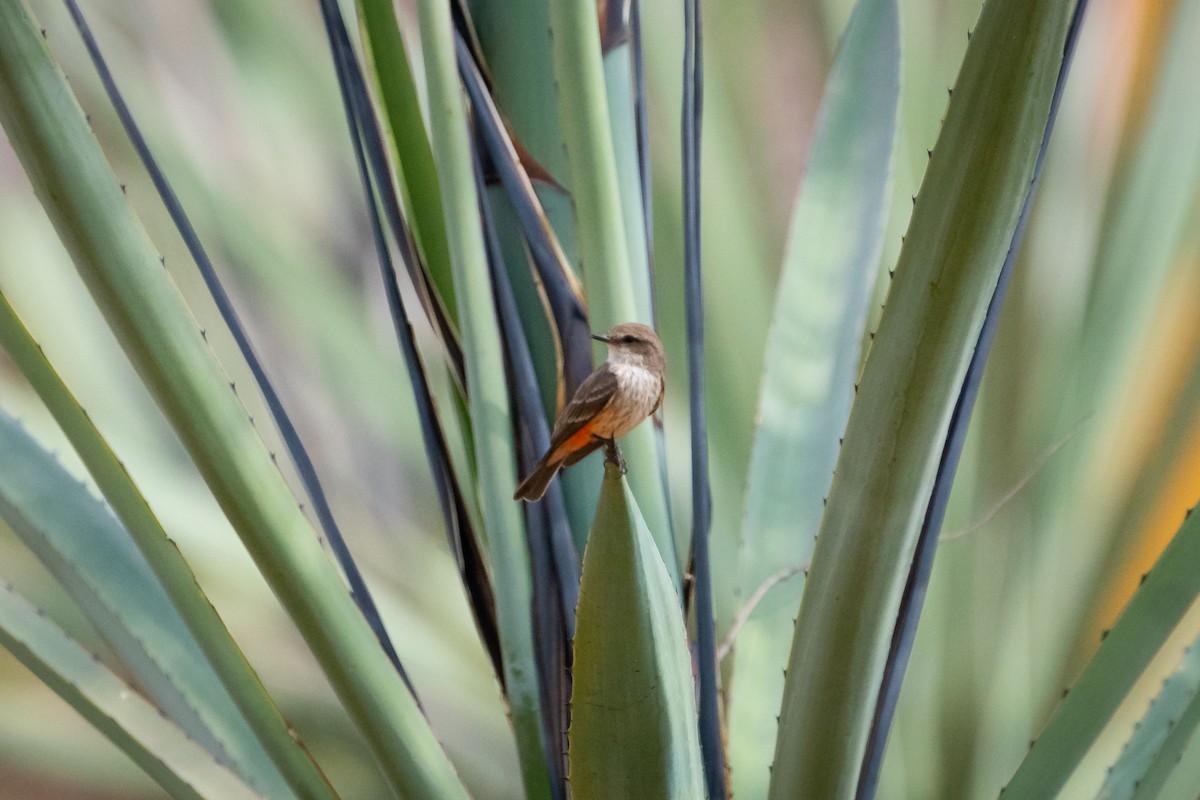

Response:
(513, 458), (561, 502)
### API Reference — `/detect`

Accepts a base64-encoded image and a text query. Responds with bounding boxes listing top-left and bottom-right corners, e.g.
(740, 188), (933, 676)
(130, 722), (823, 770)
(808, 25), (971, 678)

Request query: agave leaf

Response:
(319, 0), (503, 686)
(320, 2), (465, 388)
(548, 0), (676, 583)
(0, 291), (335, 798)
(601, 44), (654, 329)
(1002, 504), (1200, 798)
(568, 462), (704, 798)
(466, 0), (581, 403)
(1097, 636), (1200, 800)
(1084, 285), (1200, 649)
(477, 149), (575, 799)
(356, 0), (457, 322)
(628, 0), (651, 252)
(1146, 735), (1200, 800)
(467, 0), (611, 551)
(1130, 669), (1200, 799)
(637, 0), (778, 639)
(456, 37), (593, 402)
(413, 0), (552, 795)
(0, 409), (299, 799)
(476, 154), (582, 629)
(858, 1), (1085, 793)
(0, 581), (265, 800)
(0, 4), (465, 796)
(727, 0), (899, 794)
(65, 0), (405, 689)
(768, 0), (1078, 795)
(602, 10), (675, 579)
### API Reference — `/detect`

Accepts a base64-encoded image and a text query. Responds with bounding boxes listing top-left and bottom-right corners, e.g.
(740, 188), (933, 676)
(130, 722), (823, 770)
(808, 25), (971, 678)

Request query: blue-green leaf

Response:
(0, 412), (292, 798)
(0, 582), (264, 800)
(1099, 636), (1200, 800)
(728, 0), (899, 794)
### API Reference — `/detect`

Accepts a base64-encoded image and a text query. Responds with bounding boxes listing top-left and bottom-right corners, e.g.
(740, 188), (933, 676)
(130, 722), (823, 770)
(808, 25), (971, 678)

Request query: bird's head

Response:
(592, 322), (665, 372)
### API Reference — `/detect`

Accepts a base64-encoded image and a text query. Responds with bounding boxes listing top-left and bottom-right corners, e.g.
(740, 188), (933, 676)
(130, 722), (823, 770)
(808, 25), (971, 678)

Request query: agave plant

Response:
(1, 0), (1199, 797)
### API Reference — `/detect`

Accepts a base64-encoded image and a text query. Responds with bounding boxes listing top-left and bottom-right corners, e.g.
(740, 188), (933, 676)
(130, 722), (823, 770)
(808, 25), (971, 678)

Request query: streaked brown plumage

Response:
(514, 323), (665, 501)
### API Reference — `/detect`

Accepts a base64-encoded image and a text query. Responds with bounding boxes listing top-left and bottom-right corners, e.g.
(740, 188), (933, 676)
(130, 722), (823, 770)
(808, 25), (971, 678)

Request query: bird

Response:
(514, 322), (665, 502)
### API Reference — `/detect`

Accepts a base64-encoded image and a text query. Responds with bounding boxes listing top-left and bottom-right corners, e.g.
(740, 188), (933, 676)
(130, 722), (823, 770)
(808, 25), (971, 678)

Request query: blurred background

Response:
(1, 0), (1198, 797)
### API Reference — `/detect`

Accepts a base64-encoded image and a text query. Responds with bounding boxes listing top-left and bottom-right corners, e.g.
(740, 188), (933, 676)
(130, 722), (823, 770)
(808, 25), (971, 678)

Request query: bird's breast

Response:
(599, 362), (663, 438)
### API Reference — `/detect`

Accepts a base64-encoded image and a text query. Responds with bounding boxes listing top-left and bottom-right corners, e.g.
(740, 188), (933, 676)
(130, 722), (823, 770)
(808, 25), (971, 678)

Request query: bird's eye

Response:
(622, 335), (638, 344)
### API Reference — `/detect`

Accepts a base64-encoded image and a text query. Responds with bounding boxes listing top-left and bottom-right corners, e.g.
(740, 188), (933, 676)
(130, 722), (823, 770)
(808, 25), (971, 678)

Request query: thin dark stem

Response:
(630, 0), (653, 265)
(683, 0), (727, 796)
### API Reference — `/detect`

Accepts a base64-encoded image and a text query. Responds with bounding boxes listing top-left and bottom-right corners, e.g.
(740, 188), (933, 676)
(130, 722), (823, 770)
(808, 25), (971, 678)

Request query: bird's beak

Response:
(591, 333), (611, 344)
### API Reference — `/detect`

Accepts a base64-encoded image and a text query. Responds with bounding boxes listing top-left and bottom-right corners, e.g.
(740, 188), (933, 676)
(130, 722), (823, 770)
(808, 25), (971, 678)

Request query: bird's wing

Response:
(545, 365), (619, 461)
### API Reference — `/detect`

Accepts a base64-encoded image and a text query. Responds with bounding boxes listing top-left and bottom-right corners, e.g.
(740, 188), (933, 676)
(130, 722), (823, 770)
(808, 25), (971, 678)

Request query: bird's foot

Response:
(590, 434), (627, 474)
(604, 439), (626, 474)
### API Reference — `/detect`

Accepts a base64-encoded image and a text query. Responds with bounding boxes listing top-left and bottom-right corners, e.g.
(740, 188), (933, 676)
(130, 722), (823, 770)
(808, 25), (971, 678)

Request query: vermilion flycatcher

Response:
(514, 322), (665, 502)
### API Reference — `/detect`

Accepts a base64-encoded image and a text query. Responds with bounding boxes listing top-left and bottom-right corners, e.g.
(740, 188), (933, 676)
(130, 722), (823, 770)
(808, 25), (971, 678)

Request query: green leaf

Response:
(767, 0), (1079, 795)
(1098, 635), (1200, 800)
(356, 0), (457, 322)
(601, 40), (675, 566)
(546, 0), (644, 336)
(1002, 505), (1200, 799)
(0, 582), (264, 800)
(548, 0), (676, 584)
(568, 462), (704, 798)
(0, 3), (464, 797)
(602, 46), (655, 330)
(727, 0), (899, 794)
(413, 0), (551, 796)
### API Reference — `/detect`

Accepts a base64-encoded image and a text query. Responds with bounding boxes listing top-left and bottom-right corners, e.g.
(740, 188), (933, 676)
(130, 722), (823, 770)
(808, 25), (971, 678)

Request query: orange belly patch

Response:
(548, 423), (593, 463)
